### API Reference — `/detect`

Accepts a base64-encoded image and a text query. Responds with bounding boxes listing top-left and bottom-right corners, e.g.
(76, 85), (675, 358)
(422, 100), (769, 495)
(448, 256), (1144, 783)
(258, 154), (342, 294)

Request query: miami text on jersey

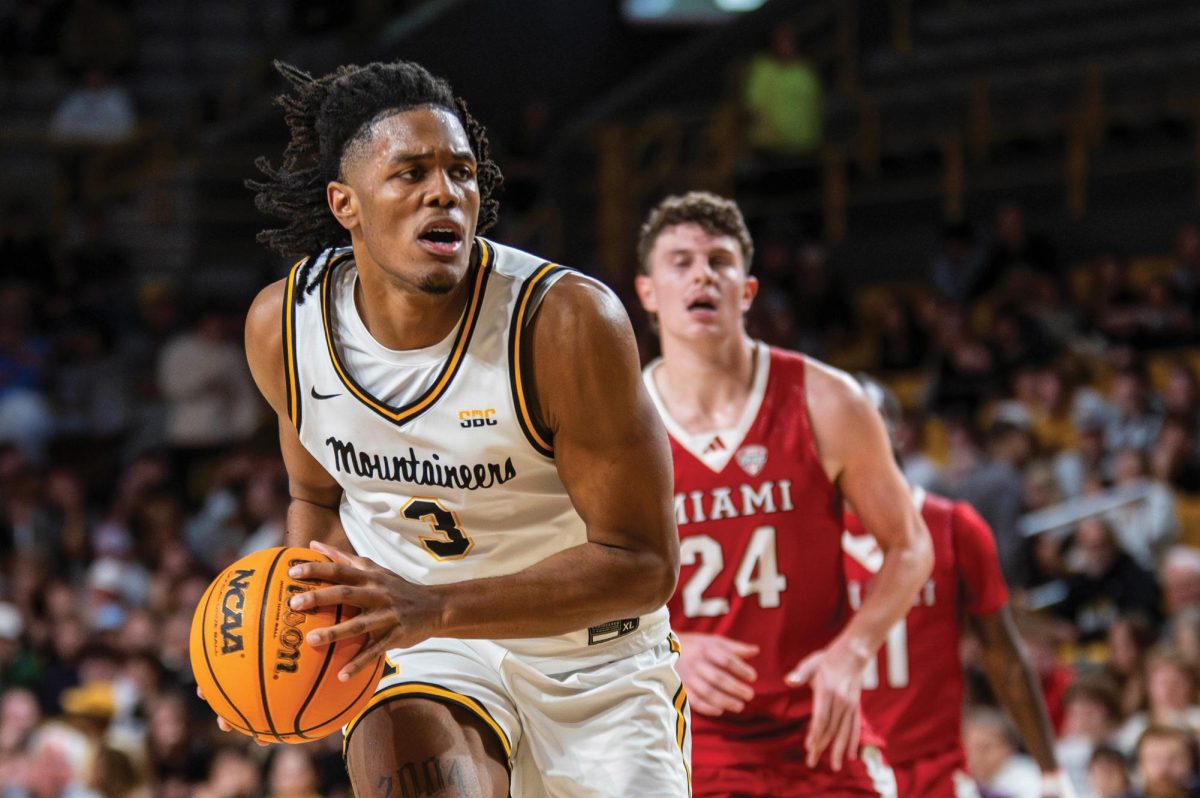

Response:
(323, 436), (517, 490)
(674, 479), (795, 525)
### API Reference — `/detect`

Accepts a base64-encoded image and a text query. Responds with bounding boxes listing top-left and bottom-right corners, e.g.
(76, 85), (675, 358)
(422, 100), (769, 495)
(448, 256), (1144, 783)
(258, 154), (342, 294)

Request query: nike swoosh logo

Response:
(310, 387), (342, 400)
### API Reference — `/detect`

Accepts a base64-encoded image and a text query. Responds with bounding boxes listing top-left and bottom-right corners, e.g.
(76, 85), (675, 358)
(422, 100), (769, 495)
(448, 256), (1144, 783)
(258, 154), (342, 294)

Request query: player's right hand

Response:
(674, 632), (759, 717)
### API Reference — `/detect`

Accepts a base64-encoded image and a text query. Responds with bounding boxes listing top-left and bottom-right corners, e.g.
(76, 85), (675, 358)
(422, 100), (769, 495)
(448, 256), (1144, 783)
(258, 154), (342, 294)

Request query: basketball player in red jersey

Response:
(843, 377), (1072, 798)
(633, 191), (934, 797)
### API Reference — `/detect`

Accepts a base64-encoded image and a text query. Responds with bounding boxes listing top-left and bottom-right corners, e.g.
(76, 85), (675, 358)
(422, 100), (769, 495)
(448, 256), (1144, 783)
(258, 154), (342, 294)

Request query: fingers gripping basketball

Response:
(190, 546), (384, 743)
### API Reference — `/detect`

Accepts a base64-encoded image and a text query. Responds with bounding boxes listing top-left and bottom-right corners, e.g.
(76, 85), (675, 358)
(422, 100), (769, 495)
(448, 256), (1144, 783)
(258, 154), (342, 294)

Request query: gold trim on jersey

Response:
(342, 681), (513, 769)
(673, 682), (692, 793)
(283, 256), (305, 431)
(319, 241), (493, 427)
(508, 262), (567, 458)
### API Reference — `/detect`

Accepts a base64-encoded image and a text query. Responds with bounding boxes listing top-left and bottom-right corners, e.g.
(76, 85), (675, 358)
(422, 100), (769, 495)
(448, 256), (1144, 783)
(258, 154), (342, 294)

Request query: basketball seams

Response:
(197, 568), (257, 734)
(291, 599), (343, 738)
(191, 545), (383, 745)
(257, 547), (289, 744)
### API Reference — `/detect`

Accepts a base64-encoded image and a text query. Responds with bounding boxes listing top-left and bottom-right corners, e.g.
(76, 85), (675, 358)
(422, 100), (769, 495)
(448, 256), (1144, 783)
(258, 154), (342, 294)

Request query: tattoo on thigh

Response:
(376, 757), (469, 798)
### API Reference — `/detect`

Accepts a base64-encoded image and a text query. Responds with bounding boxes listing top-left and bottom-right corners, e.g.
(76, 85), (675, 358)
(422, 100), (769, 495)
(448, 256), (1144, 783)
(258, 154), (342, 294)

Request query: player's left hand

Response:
(285, 541), (442, 680)
(784, 641), (868, 772)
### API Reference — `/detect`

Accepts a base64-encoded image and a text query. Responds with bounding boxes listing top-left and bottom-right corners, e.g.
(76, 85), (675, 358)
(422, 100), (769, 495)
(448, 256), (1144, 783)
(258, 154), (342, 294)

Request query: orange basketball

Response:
(189, 546), (384, 743)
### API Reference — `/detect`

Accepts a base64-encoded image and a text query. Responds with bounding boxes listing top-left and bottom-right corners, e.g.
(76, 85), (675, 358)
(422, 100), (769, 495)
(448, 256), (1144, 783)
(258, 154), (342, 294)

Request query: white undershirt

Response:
(331, 265), (462, 406)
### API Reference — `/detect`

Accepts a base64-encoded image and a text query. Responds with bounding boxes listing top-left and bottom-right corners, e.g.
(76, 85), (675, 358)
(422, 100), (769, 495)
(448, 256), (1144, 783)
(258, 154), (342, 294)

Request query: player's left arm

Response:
(956, 502), (1069, 797)
(787, 362), (933, 771)
(289, 274), (679, 669)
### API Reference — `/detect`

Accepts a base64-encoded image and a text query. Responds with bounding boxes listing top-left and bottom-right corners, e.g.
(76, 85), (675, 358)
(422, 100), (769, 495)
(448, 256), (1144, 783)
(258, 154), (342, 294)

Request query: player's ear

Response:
(634, 273), (658, 313)
(741, 275), (759, 312)
(327, 181), (358, 231)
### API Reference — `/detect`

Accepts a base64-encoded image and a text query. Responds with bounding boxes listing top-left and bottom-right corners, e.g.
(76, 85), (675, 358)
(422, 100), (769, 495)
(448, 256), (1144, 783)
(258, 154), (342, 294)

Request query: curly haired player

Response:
(235, 60), (689, 797)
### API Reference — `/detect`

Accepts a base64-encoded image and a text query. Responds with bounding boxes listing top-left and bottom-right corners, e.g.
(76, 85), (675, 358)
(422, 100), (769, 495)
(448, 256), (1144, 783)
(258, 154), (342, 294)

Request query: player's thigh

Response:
(345, 697), (508, 798)
(508, 638), (691, 798)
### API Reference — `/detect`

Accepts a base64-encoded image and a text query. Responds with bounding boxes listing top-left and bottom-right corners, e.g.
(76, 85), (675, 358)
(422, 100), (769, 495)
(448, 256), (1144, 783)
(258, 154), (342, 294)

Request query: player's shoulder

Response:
(246, 276), (288, 344)
(797, 352), (873, 422)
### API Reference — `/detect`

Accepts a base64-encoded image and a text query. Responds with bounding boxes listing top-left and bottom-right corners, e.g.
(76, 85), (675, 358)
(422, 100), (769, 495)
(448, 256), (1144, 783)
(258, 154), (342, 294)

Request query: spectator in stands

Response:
(0, 0), (69, 78)
(1088, 746), (1132, 798)
(1056, 675), (1124, 796)
(895, 407), (944, 490)
(964, 707), (1043, 797)
(1115, 649), (1200, 755)
(157, 303), (260, 496)
(195, 745), (262, 798)
(0, 688), (39, 760)
(1088, 251), (1142, 344)
(1054, 417), (1107, 499)
(1105, 447), (1178, 570)
(1110, 613), (1158, 719)
(266, 747), (321, 798)
(1105, 365), (1163, 455)
(1162, 547), (1200, 615)
(1133, 277), (1193, 349)
(1128, 724), (1200, 798)
(742, 22), (823, 158)
(973, 201), (1060, 299)
(1053, 517), (1161, 642)
(987, 307), (1061, 391)
(0, 285), (53, 461)
(1170, 222), (1200, 315)
(927, 303), (996, 416)
(48, 69), (136, 146)
(874, 295), (928, 371)
(931, 220), (986, 303)
(940, 419), (1030, 585)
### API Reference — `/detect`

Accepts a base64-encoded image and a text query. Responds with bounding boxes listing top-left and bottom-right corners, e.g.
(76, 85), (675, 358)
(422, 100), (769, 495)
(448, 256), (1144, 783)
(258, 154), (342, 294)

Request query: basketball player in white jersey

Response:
(235, 61), (688, 797)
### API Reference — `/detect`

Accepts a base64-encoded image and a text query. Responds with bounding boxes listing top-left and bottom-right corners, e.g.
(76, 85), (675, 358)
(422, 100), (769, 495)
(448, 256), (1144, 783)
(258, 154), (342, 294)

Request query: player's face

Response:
(327, 106), (480, 294)
(635, 222), (757, 342)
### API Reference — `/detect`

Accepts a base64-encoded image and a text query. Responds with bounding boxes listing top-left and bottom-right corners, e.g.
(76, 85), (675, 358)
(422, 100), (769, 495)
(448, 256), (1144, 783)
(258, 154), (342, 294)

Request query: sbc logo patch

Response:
(459, 408), (498, 428)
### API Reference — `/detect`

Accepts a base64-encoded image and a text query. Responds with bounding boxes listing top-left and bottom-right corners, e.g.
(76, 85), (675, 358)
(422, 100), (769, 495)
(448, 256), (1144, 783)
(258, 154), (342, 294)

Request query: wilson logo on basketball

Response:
(220, 568), (255, 654)
(275, 565), (319, 676)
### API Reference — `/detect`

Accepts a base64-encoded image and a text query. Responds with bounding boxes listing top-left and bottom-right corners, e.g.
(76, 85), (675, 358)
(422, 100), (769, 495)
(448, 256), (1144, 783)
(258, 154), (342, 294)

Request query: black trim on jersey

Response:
(342, 680), (514, 786)
(283, 256), (307, 433)
(507, 262), (569, 459)
(318, 240), (493, 428)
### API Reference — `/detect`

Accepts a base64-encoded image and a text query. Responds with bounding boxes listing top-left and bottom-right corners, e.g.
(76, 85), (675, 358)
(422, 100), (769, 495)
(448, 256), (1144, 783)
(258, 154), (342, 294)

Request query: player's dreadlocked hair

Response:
(248, 60), (502, 294)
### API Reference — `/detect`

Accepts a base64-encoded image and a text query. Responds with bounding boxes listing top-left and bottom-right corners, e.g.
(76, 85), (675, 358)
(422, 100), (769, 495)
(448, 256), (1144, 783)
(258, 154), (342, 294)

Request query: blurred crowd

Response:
(5, 5), (1200, 798)
(740, 203), (1200, 798)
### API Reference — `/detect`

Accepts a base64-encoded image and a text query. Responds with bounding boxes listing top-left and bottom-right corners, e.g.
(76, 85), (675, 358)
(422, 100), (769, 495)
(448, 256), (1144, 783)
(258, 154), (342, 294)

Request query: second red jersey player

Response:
(844, 489), (1007, 797)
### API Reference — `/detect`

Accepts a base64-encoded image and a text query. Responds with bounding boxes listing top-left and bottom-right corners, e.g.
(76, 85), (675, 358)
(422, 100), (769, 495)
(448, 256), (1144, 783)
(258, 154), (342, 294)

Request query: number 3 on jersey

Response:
(680, 526), (787, 617)
(401, 498), (474, 560)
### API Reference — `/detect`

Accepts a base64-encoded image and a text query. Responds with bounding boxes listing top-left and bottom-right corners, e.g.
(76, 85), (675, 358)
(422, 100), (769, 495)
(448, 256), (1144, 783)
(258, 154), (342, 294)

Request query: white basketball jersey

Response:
(284, 239), (669, 667)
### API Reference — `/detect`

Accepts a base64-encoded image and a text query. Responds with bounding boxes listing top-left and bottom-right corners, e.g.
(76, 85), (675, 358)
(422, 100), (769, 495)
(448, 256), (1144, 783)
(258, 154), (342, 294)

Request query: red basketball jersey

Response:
(843, 489), (1009, 765)
(649, 345), (849, 742)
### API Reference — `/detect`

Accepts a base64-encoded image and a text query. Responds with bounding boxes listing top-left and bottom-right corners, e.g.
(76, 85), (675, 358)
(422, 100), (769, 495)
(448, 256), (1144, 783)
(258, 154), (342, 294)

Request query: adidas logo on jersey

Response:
(459, 408), (498, 428)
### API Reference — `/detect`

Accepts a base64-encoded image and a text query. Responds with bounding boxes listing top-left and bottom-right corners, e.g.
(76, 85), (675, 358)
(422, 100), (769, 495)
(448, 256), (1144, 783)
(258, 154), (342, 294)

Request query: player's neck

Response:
(351, 251), (473, 351)
(654, 332), (757, 431)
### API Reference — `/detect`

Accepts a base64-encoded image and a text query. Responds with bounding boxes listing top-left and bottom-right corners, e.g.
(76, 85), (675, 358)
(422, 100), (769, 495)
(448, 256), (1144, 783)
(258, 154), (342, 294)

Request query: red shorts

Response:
(892, 747), (977, 798)
(692, 731), (895, 798)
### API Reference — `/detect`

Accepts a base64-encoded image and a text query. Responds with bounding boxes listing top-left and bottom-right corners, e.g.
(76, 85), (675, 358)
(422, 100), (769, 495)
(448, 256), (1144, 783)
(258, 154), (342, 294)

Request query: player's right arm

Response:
(244, 278), (350, 552)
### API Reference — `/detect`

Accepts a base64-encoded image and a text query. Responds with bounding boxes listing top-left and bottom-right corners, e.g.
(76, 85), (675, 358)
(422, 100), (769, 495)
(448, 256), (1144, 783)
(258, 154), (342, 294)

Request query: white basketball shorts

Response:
(344, 635), (692, 797)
